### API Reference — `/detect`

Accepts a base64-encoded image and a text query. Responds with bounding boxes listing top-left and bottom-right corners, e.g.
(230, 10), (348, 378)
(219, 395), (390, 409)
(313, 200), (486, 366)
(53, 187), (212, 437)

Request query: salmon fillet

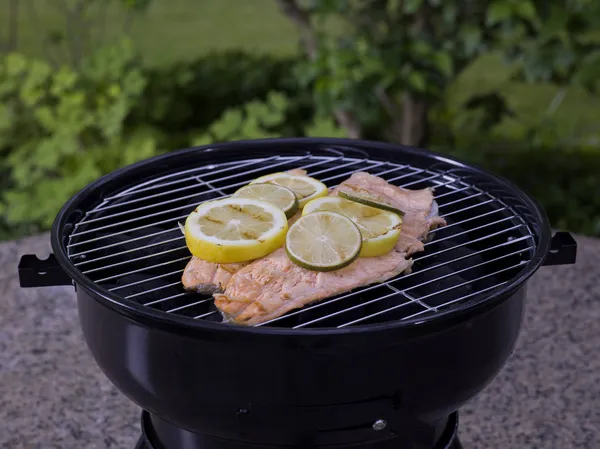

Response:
(182, 168), (308, 293)
(182, 259), (249, 294)
(214, 172), (446, 325)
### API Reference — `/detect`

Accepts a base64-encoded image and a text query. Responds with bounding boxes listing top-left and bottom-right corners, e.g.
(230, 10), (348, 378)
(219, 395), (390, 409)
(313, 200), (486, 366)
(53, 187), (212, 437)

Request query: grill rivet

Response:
(372, 419), (387, 431)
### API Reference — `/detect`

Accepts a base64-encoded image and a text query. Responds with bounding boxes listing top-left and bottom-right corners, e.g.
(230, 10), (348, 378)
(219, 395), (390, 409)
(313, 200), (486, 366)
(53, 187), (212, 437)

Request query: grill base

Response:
(135, 410), (463, 449)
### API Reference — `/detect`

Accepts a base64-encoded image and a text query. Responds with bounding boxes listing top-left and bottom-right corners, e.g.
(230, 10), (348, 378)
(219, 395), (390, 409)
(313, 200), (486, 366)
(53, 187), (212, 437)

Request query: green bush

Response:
(0, 39), (161, 232)
(431, 95), (600, 237)
(130, 50), (313, 148)
(443, 145), (600, 237)
(0, 40), (598, 241)
(0, 44), (315, 238)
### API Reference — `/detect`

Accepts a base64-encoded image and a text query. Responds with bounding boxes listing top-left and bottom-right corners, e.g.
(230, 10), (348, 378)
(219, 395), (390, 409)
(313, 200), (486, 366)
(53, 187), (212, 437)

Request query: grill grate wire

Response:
(66, 153), (536, 328)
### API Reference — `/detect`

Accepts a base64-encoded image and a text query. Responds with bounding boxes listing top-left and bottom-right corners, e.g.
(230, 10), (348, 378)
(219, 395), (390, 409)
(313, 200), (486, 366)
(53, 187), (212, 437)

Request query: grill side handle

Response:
(18, 254), (73, 288)
(542, 232), (577, 266)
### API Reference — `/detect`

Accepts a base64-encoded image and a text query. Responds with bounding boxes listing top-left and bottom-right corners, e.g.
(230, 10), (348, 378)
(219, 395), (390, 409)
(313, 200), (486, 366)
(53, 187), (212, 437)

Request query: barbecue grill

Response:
(19, 138), (577, 449)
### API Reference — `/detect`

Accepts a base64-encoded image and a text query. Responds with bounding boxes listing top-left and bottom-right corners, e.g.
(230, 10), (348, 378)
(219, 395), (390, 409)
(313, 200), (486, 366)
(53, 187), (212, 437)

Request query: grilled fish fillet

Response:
(182, 259), (249, 294)
(214, 172), (446, 325)
(182, 168), (308, 294)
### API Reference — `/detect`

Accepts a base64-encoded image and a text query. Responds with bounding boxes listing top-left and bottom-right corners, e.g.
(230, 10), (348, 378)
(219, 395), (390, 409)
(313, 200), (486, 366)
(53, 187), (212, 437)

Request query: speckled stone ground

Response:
(1, 233), (598, 448)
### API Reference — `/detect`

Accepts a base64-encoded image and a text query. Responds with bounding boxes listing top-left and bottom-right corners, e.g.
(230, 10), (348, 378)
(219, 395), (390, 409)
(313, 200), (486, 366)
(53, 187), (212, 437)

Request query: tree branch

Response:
(123, 9), (135, 36)
(397, 5), (431, 147)
(376, 85), (403, 125)
(275, 0), (317, 58)
(57, 0), (87, 67)
(276, 0), (362, 139)
(96, 1), (109, 44)
(7, 0), (19, 51)
(24, 0), (60, 66)
(400, 92), (428, 147)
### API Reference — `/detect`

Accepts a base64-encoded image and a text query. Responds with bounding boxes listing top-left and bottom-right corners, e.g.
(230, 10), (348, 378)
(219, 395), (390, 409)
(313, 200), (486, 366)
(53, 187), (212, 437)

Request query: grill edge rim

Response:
(50, 137), (552, 336)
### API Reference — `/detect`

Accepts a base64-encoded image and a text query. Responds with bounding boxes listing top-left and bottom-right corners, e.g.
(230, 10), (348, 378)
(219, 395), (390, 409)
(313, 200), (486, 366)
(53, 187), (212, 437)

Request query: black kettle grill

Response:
(18, 138), (577, 449)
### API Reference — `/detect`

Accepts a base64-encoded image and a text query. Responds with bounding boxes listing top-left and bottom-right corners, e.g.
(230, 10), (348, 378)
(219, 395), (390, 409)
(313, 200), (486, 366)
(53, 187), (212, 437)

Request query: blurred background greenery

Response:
(1, 0), (599, 241)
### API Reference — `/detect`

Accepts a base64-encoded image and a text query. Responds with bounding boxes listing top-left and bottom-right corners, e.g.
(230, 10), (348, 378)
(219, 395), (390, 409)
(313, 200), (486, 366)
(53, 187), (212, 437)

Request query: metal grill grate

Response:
(66, 152), (536, 328)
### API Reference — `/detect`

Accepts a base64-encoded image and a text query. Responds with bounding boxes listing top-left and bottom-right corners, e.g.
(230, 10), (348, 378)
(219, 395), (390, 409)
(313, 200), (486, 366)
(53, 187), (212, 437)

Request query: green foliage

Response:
(287, 0), (600, 145)
(191, 91), (291, 145)
(430, 101), (600, 237)
(446, 145), (600, 237)
(492, 0), (600, 87)
(1, 19), (599, 241)
(0, 38), (159, 231)
(0, 45), (314, 236)
(2, 0), (151, 68)
(133, 51), (312, 148)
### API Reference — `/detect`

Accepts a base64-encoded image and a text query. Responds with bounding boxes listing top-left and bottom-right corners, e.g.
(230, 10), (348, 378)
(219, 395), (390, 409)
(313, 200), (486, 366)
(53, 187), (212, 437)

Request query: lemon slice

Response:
(286, 211), (362, 271)
(338, 185), (405, 217)
(303, 196), (402, 258)
(184, 198), (288, 263)
(251, 172), (327, 208)
(232, 183), (299, 219)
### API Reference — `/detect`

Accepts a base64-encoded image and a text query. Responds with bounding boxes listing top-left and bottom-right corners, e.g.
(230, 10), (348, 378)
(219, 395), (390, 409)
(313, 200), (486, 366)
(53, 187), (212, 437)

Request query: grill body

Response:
(18, 138), (577, 448)
(76, 277), (525, 446)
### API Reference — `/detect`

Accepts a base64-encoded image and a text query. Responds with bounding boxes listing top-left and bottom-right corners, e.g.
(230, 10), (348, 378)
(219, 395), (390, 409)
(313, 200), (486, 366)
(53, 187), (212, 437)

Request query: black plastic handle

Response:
(18, 254), (73, 288)
(542, 231), (577, 266)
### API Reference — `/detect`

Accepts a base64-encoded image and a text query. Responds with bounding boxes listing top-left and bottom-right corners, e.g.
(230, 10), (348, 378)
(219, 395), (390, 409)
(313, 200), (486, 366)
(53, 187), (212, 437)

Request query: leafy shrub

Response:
(0, 45), (314, 238)
(190, 91), (290, 145)
(1, 39), (598, 241)
(280, 0), (600, 149)
(0, 38), (161, 232)
(130, 51), (313, 148)
(442, 145), (600, 237)
(430, 92), (600, 237)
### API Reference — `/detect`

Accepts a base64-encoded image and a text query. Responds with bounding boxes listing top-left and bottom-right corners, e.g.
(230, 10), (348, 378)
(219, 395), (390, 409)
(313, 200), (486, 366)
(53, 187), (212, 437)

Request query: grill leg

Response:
(452, 437), (464, 449)
(135, 436), (147, 449)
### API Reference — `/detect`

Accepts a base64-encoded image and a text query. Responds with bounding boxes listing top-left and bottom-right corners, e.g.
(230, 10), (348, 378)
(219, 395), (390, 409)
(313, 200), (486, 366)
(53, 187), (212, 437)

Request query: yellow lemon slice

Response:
(303, 196), (402, 258)
(184, 198), (288, 263)
(251, 172), (327, 208)
(286, 211), (362, 271)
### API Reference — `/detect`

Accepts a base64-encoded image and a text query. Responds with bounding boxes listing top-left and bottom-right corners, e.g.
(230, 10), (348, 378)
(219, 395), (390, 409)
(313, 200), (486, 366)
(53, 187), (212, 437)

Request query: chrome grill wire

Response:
(66, 153), (536, 328)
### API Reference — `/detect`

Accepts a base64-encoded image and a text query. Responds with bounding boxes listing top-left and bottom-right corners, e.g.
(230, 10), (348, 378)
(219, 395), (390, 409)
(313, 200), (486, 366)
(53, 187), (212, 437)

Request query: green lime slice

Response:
(286, 211), (362, 272)
(338, 186), (405, 217)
